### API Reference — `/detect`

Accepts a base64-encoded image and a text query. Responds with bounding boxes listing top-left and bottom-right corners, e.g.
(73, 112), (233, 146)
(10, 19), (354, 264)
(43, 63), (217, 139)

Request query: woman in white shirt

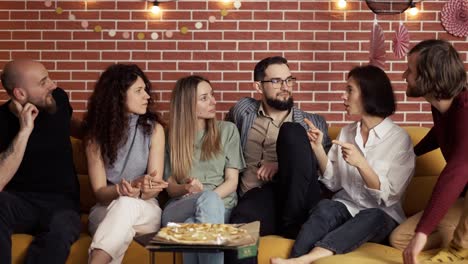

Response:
(271, 65), (416, 264)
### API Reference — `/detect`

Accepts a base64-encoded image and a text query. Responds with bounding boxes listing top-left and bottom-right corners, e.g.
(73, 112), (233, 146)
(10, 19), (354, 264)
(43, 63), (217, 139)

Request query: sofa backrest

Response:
(399, 127), (445, 216)
(71, 137), (88, 175)
(70, 137), (95, 213)
(328, 126), (446, 217)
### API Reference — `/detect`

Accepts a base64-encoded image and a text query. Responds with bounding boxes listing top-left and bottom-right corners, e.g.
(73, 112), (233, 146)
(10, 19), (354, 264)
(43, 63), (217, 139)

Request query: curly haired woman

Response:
(84, 64), (168, 264)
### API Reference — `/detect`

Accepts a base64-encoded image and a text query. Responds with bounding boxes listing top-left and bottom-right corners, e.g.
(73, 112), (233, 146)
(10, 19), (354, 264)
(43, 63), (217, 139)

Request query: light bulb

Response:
(151, 4), (160, 14)
(408, 6), (419, 16)
(337, 0), (347, 9)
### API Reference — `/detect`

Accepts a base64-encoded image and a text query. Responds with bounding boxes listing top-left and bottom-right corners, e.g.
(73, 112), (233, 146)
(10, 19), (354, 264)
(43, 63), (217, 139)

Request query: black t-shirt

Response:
(0, 88), (79, 200)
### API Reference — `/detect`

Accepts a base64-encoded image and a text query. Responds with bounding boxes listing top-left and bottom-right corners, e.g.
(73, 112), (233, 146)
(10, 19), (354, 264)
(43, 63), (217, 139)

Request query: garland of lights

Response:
(44, 0), (242, 40)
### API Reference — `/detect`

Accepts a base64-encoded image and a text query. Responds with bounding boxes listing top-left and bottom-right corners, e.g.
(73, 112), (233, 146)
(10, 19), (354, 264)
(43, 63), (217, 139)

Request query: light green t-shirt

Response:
(164, 121), (246, 209)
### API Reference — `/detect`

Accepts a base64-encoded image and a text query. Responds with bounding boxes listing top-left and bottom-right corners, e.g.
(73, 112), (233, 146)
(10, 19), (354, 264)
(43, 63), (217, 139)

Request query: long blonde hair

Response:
(169, 75), (221, 183)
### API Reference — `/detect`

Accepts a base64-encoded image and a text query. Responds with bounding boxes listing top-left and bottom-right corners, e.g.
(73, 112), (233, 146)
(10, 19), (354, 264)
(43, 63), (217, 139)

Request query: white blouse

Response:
(321, 118), (415, 223)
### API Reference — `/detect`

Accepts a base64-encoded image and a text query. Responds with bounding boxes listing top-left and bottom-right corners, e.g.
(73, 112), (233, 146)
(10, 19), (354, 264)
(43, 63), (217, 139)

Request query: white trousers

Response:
(88, 196), (162, 264)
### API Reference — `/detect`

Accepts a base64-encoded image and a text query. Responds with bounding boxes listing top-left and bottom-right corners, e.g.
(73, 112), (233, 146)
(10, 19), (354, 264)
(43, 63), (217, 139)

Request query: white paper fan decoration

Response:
(369, 23), (386, 69)
(441, 0), (468, 37)
(392, 23), (410, 58)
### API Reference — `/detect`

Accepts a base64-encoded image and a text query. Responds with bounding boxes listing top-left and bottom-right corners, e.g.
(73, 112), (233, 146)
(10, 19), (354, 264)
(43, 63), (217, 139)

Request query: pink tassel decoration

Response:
(369, 23), (386, 69)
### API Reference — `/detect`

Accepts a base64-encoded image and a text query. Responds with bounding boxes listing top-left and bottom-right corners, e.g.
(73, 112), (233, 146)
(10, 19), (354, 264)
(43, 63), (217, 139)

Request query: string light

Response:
(337, 0), (347, 9)
(407, 2), (419, 16)
(148, 0), (176, 15)
(150, 1), (160, 14)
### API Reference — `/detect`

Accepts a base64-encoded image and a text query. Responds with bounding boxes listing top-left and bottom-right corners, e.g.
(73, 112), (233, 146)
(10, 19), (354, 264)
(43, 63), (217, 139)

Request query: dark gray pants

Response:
(290, 199), (398, 257)
(0, 191), (80, 264)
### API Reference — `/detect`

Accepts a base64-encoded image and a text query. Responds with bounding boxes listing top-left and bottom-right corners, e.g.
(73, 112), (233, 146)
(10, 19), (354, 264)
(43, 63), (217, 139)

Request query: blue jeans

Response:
(290, 199), (398, 257)
(162, 190), (228, 264)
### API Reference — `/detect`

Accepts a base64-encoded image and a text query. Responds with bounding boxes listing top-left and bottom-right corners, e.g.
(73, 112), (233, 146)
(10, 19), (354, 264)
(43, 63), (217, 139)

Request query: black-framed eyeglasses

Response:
(260, 77), (297, 89)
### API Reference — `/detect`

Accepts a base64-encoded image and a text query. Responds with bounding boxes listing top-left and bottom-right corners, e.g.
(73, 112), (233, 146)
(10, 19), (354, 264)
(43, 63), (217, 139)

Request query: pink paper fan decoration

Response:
(441, 0), (468, 37)
(369, 23), (386, 69)
(392, 24), (410, 58)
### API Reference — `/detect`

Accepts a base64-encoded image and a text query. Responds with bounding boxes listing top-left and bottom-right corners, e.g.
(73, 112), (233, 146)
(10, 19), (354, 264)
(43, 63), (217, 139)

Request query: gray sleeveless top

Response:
(105, 114), (152, 184)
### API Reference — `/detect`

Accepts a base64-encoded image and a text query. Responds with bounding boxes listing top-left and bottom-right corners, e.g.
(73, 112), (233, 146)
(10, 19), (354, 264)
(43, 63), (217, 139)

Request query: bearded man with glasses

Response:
(225, 56), (331, 263)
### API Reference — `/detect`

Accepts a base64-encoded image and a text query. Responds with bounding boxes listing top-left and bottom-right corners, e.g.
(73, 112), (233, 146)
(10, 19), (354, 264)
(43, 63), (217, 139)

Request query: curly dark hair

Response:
(83, 64), (163, 166)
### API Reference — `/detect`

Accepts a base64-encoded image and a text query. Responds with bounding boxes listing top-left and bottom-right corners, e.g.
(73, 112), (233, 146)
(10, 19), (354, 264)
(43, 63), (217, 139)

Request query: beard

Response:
(31, 94), (57, 114)
(405, 83), (422, 98)
(40, 100), (57, 114)
(265, 95), (294, 111)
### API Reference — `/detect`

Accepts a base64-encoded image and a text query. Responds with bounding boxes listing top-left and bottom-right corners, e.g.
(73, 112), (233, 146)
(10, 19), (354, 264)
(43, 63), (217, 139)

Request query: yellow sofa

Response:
(11, 126), (445, 264)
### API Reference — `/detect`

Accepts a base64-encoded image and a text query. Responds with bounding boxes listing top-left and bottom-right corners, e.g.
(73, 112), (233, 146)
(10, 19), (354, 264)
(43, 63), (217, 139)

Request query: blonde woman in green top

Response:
(162, 75), (246, 264)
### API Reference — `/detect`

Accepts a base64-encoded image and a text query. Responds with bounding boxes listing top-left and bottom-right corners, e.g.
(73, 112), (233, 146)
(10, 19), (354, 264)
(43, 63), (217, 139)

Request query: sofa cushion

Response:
(257, 236), (438, 264)
(314, 242), (437, 264)
(11, 234), (33, 264)
(402, 176), (440, 217)
(258, 235), (294, 263)
(11, 233), (181, 264)
(403, 127), (445, 178)
(400, 127), (445, 216)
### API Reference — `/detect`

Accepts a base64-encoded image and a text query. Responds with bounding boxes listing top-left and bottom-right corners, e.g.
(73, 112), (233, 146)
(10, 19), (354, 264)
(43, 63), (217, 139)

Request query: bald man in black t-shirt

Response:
(0, 60), (82, 263)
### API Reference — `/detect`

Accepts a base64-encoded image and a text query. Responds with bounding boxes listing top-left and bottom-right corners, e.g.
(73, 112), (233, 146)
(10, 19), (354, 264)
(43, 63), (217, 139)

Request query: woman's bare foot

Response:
(270, 257), (309, 264)
(270, 247), (334, 264)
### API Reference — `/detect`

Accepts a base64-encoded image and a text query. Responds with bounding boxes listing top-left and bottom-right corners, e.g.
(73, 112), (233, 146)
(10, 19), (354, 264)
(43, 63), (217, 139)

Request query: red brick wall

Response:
(0, 0), (467, 126)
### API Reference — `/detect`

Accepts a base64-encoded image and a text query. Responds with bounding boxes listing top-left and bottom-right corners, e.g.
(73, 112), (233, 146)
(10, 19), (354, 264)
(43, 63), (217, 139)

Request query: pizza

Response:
(155, 223), (251, 245)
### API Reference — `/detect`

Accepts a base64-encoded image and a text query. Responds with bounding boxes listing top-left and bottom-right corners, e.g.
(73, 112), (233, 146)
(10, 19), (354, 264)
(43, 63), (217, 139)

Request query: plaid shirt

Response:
(225, 97), (331, 153)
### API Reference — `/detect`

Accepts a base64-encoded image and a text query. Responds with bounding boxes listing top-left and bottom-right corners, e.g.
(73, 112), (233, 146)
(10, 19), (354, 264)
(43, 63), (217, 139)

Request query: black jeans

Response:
(0, 191), (81, 264)
(226, 123), (322, 264)
(290, 199), (398, 257)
